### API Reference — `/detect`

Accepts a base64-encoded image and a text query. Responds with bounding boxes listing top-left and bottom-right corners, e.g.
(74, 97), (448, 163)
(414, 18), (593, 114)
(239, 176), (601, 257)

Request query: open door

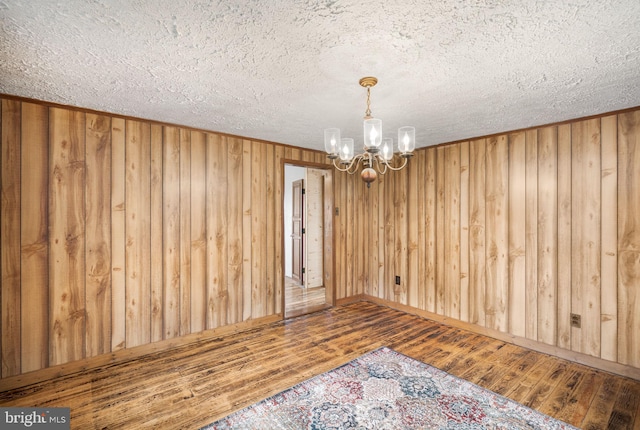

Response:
(284, 164), (334, 319)
(304, 169), (324, 288)
(291, 179), (303, 284)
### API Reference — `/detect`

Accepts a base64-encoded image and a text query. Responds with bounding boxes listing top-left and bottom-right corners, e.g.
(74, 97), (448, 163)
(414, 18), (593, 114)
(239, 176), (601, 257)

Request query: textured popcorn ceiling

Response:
(1, 0), (639, 150)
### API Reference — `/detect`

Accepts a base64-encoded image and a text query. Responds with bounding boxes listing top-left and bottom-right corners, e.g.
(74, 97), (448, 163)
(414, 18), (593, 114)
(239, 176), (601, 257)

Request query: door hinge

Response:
(302, 188), (306, 195)
(302, 267), (306, 274)
(302, 227), (305, 234)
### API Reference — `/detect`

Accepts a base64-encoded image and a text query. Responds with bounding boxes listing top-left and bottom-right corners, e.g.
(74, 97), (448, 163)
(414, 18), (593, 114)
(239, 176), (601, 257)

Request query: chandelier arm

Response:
(346, 155), (364, 174)
(379, 156), (409, 171)
(373, 156), (389, 175)
(332, 154), (364, 173)
(331, 158), (350, 172)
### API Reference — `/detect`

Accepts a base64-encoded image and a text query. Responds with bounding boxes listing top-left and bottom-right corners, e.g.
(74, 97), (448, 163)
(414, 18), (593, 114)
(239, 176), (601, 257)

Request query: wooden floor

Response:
(1, 301), (639, 429)
(284, 276), (328, 318)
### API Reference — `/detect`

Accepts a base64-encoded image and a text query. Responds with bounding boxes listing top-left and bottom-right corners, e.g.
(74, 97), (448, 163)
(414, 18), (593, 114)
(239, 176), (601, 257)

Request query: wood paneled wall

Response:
(0, 99), (332, 378)
(361, 110), (640, 370)
(2, 96), (639, 379)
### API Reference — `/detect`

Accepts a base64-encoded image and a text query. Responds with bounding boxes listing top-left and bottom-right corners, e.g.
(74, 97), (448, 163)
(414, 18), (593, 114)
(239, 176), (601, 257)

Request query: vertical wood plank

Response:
(508, 131), (526, 338)
(85, 113), (111, 357)
(444, 144), (460, 318)
(225, 138), (242, 324)
(537, 126), (558, 346)
(163, 126), (181, 339)
(525, 130), (538, 340)
(485, 135), (509, 332)
(394, 168), (408, 304)
(415, 149), (426, 309)
(385, 173), (395, 301)
(469, 139), (486, 326)
(618, 110), (640, 367)
(20, 102), (49, 373)
(323, 168), (334, 306)
(149, 124), (164, 342)
(352, 174), (362, 296)
(110, 117), (126, 351)
(556, 124), (572, 350)
(265, 144), (275, 315)
(600, 115), (617, 362)
(460, 141), (470, 321)
(302, 149), (314, 163)
(435, 146), (446, 314)
(274, 145), (285, 314)
(190, 131), (207, 333)
(49, 107), (86, 365)
(424, 148), (437, 313)
(125, 120), (151, 348)
(346, 175), (355, 298)
(356, 175), (367, 296)
(375, 171), (385, 299)
(1, 99), (21, 377)
(571, 118), (601, 357)
(242, 140), (252, 320)
(369, 164), (380, 298)
(179, 129), (191, 335)
(334, 171), (346, 300)
(251, 141), (266, 318)
(407, 153), (419, 308)
(208, 134), (229, 328)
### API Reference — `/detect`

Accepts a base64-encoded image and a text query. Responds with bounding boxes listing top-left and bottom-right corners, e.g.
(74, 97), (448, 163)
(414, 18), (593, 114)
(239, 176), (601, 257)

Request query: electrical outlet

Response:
(395, 276), (401, 285)
(570, 313), (581, 328)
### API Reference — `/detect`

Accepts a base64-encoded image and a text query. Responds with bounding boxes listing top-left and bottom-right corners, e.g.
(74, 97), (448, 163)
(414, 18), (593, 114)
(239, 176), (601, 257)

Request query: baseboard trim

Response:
(0, 314), (282, 391)
(362, 295), (640, 381)
(336, 295), (367, 306)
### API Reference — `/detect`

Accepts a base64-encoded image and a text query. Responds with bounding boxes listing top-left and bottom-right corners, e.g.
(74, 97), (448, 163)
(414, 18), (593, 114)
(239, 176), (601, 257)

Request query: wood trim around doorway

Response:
(281, 159), (335, 318)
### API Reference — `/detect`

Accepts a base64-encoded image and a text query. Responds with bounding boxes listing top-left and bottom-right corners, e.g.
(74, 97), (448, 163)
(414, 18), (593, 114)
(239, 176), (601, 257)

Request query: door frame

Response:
(281, 159), (335, 317)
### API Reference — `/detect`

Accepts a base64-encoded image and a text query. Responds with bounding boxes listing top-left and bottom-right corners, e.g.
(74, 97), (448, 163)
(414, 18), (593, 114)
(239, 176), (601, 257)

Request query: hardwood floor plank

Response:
(539, 366), (603, 425)
(581, 377), (624, 430)
(607, 379), (640, 429)
(0, 302), (638, 429)
(487, 350), (542, 394)
(521, 361), (571, 410)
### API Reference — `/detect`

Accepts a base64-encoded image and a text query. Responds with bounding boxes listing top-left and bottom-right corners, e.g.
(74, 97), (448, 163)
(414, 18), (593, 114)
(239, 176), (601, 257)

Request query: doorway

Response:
(283, 163), (333, 318)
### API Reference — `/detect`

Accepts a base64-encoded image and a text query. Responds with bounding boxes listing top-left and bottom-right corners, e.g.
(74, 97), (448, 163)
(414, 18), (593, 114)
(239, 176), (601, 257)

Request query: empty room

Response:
(1, 1), (639, 429)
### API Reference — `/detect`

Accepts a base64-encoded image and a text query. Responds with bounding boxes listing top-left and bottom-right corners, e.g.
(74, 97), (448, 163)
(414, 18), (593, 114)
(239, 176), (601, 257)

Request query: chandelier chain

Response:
(365, 87), (372, 119)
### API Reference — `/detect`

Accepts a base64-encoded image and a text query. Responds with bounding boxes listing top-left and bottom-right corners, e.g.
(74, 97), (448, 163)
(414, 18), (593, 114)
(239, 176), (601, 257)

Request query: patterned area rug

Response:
(202, 347), (578, 429)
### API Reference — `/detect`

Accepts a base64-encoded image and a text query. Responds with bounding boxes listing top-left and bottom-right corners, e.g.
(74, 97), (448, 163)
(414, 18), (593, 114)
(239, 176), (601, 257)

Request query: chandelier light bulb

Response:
(363, 118), (382, 149)
(339, 138), (354, 162)
(398, 126), (415, 155)
(324, 128), (341, 158)
(381, 138), (393, 161)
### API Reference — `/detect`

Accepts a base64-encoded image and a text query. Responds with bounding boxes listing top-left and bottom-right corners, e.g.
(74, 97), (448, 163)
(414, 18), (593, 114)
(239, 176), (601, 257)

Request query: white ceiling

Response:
(1, 0), (639, 151)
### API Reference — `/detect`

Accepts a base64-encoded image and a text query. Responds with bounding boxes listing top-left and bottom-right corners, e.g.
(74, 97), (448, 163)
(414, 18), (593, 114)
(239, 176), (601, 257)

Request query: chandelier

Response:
(324, 77), (415, 187)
